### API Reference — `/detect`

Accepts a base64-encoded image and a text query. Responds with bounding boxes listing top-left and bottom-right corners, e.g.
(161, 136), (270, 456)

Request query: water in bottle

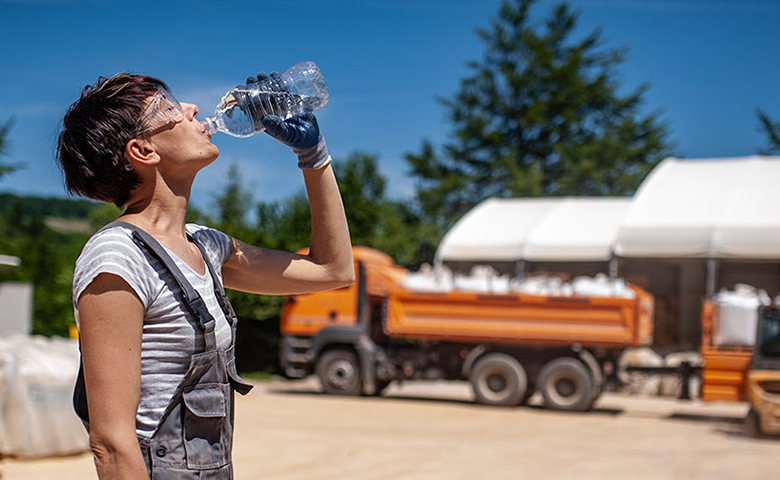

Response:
(201, 61), (329, 138)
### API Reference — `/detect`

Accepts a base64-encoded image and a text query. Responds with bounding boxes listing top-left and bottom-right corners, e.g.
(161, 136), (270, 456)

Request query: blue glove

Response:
(247, 72), (331, 170)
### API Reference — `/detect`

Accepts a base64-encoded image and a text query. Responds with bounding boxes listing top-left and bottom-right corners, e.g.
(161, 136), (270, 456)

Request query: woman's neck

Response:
(120, 182), (191, 238)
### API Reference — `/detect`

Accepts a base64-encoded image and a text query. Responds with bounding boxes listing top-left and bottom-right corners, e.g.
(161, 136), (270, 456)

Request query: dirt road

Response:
(2, 378), (778, 480)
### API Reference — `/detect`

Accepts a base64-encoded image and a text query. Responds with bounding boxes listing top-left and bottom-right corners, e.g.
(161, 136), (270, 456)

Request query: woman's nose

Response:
(182, 102), (198, 120)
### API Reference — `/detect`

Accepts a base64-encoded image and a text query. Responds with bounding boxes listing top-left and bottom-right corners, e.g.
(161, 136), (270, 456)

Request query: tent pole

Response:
(515, 260), (526, 280)
(609, 257), (619, 278)
(706, 259), (718, 297)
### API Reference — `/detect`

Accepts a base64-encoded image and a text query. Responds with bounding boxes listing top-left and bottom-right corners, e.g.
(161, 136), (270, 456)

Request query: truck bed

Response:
(384, 286), (654, 348)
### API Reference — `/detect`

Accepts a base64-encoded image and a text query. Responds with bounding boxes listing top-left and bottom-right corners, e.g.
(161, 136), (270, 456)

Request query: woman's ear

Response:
(125, 139), (159, 168)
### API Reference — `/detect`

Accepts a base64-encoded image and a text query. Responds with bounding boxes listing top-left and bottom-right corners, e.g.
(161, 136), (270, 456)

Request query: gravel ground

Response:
(2, 378), (778, 480)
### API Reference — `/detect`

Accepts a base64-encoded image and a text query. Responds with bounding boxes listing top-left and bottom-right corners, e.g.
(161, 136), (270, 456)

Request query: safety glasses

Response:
(138, 88), (184, 136)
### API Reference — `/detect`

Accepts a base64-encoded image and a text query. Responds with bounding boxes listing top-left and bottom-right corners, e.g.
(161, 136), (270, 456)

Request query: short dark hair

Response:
(56, 73), (168, 207)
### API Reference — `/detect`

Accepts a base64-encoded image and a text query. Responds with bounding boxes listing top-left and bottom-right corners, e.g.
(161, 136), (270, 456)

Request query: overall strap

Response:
(188, 235), (238, 330)
(187, 233), (254, 397)
(107, 221), (218, 352)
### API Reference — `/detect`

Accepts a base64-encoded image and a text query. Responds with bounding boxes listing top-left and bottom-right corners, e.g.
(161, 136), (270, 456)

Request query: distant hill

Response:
(0, 193), (97, 219)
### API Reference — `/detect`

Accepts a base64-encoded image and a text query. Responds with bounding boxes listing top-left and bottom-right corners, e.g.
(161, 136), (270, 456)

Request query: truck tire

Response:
(470, 353), (528, 407)
(538, 357), (594, 412)
(316, 349), (362, 396)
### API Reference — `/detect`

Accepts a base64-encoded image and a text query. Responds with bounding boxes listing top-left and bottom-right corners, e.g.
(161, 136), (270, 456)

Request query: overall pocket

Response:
(181, 383), (230, 469)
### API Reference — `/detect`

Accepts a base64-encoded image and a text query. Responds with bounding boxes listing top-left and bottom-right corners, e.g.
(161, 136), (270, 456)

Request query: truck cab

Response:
(279, 247), (405, 382)
(745, 306), (780, 436)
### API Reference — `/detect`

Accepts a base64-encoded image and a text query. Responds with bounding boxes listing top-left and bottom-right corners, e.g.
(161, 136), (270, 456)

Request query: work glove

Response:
(246, 72), (331, 170)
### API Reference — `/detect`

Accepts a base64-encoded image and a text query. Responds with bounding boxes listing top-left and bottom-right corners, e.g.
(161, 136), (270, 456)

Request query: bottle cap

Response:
(201, 117), (217, 135)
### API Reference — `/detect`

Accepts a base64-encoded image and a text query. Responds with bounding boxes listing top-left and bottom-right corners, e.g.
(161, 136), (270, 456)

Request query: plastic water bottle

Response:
(201, 61), (329, 138)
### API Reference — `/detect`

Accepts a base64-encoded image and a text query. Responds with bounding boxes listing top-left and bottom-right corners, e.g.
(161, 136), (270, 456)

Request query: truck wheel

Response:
(316, 349), (362, 396)
(470, 353), (527, 407)
(538, 357), (593, 412)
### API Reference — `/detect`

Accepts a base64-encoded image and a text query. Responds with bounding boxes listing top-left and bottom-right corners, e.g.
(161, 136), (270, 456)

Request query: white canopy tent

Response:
(435, 197), (632, 264)
(524, 198), (632, 261)
(435, 198), (559, 263)
(614, 156), (780, 259)
(437, 156), (780, 265)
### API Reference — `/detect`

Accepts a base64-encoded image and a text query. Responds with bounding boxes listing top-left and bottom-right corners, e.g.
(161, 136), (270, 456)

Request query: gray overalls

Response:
(74, 222), (253, 479)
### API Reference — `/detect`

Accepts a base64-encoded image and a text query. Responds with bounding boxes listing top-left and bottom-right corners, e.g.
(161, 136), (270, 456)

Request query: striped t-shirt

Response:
(73, 223), (234, 439)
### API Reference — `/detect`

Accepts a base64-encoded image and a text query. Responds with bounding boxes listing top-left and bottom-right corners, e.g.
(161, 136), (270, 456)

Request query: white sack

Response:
(617, 347), (664, 396)
(713, 284), (769, 347)
(402, 263), (454, 292)
(452, 265), (510, 294)
(0, 334), (89, 458)
(512, 275), (573, 297)
(712, 283), (771, 347)
(571, 274), (636, 298)
(405, 264), (635, 299)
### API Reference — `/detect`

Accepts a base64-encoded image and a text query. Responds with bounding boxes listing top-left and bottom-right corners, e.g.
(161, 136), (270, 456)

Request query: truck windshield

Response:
(759, 310), (780, 358)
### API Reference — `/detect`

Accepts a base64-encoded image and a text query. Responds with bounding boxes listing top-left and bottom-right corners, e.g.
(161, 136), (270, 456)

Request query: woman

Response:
(57, 72), (353, 479)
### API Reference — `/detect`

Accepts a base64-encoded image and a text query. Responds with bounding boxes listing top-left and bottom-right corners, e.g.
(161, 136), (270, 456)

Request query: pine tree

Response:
(406, 0), (673, 229)
(757, 109), (780, 154)
(0, 119), (20, 180)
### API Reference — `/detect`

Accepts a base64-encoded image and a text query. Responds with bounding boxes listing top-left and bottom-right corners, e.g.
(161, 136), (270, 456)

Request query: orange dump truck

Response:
(281, 246), (654, 411)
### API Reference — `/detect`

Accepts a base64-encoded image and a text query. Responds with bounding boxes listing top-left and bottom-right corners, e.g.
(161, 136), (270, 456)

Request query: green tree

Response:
(0, 118), (21, 180)
(256, 194), (313, 253)
(334, 152), (387, 246)
(334, 151), (439, 267)
(206, 162), (284, 373)
(248, 152), (431, 261)
(0, 195), (91, 336)
(213, 163), (254, 237)
(757, 109), (780, 154)
(406, 0), (673, 229)
(88, 202), (124, 230)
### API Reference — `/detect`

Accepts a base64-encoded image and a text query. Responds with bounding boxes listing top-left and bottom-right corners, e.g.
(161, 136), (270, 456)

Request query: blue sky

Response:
(1, 0), (779, 212)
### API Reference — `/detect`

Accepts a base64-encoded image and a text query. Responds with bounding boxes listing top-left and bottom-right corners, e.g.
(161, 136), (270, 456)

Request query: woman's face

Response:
(146, 100), (220, 175)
